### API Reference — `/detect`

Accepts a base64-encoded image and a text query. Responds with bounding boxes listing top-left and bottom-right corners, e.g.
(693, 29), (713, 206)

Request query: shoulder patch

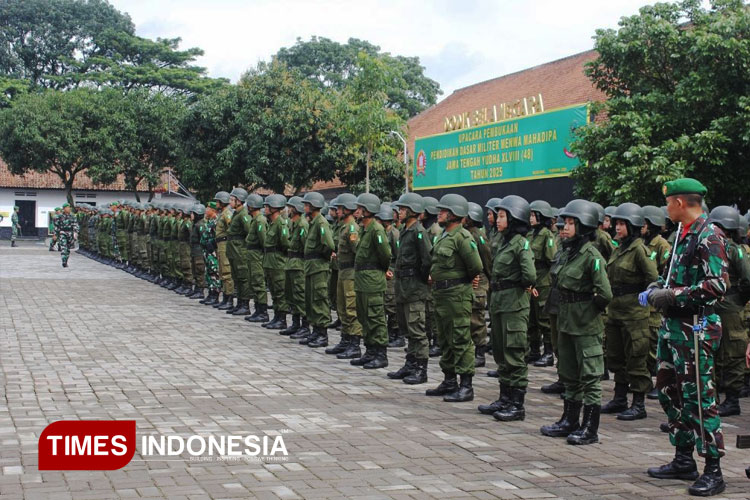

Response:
(300, 228), (305, 236)
(320, 227), (325, 235)
(258, 224), (262, 231)
(282, 228), (287, 236)
(523, 239), (529, 251)
(350, 224), (355, 232)
(548, 238), (553, 247)
(594, 258), (600, 272)
(417, 232), (422, 239)
(243, 216), (248, 223)
(396, 240), (400, 248)
(663, 250), (670, 260)
(470, 240), (477, 250)
(739, 248), (744, 259)
(377, 234), (382, 244)
(480, 236), (485, 245)
(650, 250), (657, 261)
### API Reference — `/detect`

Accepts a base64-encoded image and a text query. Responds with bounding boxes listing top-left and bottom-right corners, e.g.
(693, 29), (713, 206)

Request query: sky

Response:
(109, 0), (673, 100)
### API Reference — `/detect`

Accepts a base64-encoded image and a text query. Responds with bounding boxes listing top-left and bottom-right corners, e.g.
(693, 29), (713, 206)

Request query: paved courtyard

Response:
(1, 243), (749, 500)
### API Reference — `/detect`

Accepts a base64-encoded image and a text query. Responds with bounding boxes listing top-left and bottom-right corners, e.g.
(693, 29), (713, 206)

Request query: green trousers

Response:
(305, 270), (330, 328)
(265, 267), (287, 313)
(470, 287), (489, 350)
(434, 284), (474, 376)
(528, 286), (551, 347)
(249, 250), (266, 304)
(490, 307), (530, 388)
(227, 241), (251, 301)
(217, 241), (234, 295)
(398, 300), (428, 359)
(179, 242), (193, 283)
(558, 331), (603, 405)
(356, 291), (387, 348)
(337, 277), (362, 336)
(191, 254), (206, 288)
(716, 311), (748, 393)
(605, 317), (652, 393)
(285, 269), (305, 316)
(385, 277), (397, 333)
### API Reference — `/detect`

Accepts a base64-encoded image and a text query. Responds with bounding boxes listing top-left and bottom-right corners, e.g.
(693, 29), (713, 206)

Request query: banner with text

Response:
(413, 104), (588, 190)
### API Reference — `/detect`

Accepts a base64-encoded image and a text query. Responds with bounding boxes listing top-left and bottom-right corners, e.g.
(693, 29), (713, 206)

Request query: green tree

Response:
(571, 0), (750, 208)
(275, 36), (441, 119)
(0, 88), (128, 205)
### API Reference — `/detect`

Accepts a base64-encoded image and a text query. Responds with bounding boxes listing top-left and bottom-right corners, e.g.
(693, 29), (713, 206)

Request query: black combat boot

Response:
(387, 354), (416, 379)
(493, 388), (526, 421)
(486, 370), (499, 378)
(478, 384), (511, 415)
(179, 283), (194, 295)
(308, 327), (329, 348)
(247, 303), (269, 323)
(350, 346), (376, 366)
(443, 374), (473, 402)
(660, 422), (671, 433)
(218, 295), (235, 311)
(203, 291), (220, 306)
(617, 391), (647, 421)
(264, 311), (287, 330)
(647, 386), (660, 400)
(566, 404), (600, 445)
(533, 343), (554, 367)
(404, 358), (428, 385)
(474, 345), (486, 368)
(327, 318), (341, 329)
(387, 330), (405, 348)
(325, 334), (350, 354)
(189, 287), (204, 299)
(11, 240), (17, 247)
(232, 300), (251, 316)
(541, 378), (565, 394)
(527, 341), (542, 364)
(601, 382), (629, 413)
(688, 457), (725, 497)
(740, 373), (750, 398)
(280, 315), (301, 336)
(541, 399), (582, 437)
(364, 346), (388, 369)
(166, 279), (179, 290)
(429, 336), (441, 357)
(299, 326), (317, 345)
(337, 335), (361, 359)
(717, 390), (741, 417)
(425, 372), (458, 396)
(648, 446), (699, 480)
(290, 318), (310, 339)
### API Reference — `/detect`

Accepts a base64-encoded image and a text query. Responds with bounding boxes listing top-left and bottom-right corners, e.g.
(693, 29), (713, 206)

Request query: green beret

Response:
(206, 201), (218, 209)
(14, 206), (19, 210)
(54, 207), (61, 211)
(662, 178), (707, 197)
(62, 203), (70, 208)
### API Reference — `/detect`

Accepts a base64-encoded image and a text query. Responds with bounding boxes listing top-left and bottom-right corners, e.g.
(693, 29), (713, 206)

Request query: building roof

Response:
(406, 50), (606, 155)
(0, 158), (177, 192)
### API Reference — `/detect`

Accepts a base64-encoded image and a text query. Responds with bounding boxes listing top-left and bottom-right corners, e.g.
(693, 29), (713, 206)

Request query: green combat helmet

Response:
(214, 191), (231, 204)
(591, 202), (605, 225)
(604, 205), (617, 220)
(246, 193), (264, 209)
(335, 193), (358, 211)
(393, 192), (424, 214)
(485, 197), (503, 214)
(738, 212), (748, 236)
(498, 195), (530, 223)
(356, 193), (381, 214)
(467, 202), (483, 224)
(529, 199), (556, 219)
(286, 196), (305, 213)
(642, 205), (666, 227)
(302, 191), (325, 209)
(708, 205), (740, 231)
(612, 203), (645, 227)
(190, 203), (206, 215)
(263, 194), (287, 209)
(559, 199), (599, 229)
(436, 193), (469, 218)
(229, 188), (248, 203)
(422, 196), (439, 216)
(375, 202), (393, 221)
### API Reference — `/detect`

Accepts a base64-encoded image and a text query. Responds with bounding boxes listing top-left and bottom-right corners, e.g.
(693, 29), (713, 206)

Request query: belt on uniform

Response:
(664, 305), (715, 319)
(339, 261), (354, 270)
(287, 251), (303, 259)
(215, 236), (228, 243)
(397, 268), (417, 278)
(433, 277), (471, 290)
(227, 235), (244, 241)
(247, 244), (263, 251)
(490, 280), (523, 291)
(355, 263), (382, 271)
(611, 283), (645, 297)
(558, 289), (594, 304)
(304, 252), (328, 260)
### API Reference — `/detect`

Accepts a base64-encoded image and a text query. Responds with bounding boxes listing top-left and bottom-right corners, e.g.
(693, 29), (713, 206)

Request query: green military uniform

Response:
(246, 210), (268, 307)
(216, 205), (235, 297)
(336, 215), (362, 339)
(227, 205), (253, 305)
(468, 226), (491, 356)
(263, 213), (289, 316)
(304, 211), (335, 328)
(528, 225), (557, 359)
(424, 220), (443, 355)
(178, 215), (193, 286)
(329, 217), (340, 321)
(116, 207), (129, 262)
(384, 223), (400, 338)
(284, 211), (308, 323)
(595, 228), (615, 261)
(190, 217), (207, 291)
(10, 207), (20, 245)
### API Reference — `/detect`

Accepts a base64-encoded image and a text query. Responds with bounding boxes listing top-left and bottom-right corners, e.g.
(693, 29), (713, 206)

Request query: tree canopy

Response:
(571, 0), (750, 208)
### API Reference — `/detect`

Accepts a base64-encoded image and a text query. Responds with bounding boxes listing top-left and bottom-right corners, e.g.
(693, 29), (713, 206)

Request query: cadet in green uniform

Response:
(528, 200), (558, 367)
(325, 194), (363, 356)
(540, 215), (568, 395)
(214, 192), (236, 310)
(226, 188), (253, 316)
(261, 194), (289, 330)
(350, 194), (392, 369)
(641, 205), (672, 398)
(601, 203), (658, 421)
(643, 179), (728, 497)
(707, 206), (750, 417)
(376, 203), (402, 348)
(115, 201), (129, 266)
(281, 197), (309, 337)
(327, 201), (341, 331)
(464, 202), (490, 367)
(187, 204), (207, 299)
(244, 194), (269, 322)
(425, 194), (483, 402)
(541, 199), (612, 446)
(176, 206), (194, 295)
(301, 192), (335, 346)
(388, 192), (432, 384)
(478, 196), (536, 421)
(420, 196), (443, 358)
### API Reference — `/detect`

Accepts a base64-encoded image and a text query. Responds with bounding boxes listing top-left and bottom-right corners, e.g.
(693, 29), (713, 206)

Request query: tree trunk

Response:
(63, 172), (75, 207)
(365, 147), (371, 194)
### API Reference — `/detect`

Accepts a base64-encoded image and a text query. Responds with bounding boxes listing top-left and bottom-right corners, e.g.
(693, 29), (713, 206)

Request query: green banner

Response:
(413, 104), (588, 190)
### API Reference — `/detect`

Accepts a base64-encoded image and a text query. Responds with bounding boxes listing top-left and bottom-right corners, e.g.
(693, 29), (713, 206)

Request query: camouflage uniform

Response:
(200, 216), (221, 294)
(56, 212), (79, 266)
(11, 209), (19, 244)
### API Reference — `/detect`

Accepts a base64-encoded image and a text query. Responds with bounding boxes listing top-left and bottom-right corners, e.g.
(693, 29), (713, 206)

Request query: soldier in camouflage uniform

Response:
(387, 192), (432, 384)
(643, 178), (728, 497)
(200, 202), (222, 305)
(49, 207), (60, 251)
(478, 195), (536, 421)
(11, 205), (20, 247)
(281, 196), (310, 337)
(706, 206), (750, 418)
(57, 203), (79, 267)
(528, 200), (558, 367)
(261, 194), (289, 330)
(463, 202), (490, 367)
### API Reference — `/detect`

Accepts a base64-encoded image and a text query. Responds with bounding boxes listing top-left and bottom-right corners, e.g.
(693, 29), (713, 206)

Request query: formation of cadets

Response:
(65, 178), (748, 496)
